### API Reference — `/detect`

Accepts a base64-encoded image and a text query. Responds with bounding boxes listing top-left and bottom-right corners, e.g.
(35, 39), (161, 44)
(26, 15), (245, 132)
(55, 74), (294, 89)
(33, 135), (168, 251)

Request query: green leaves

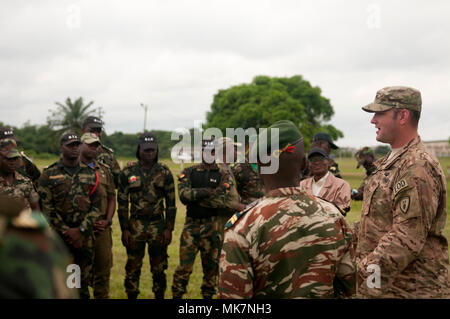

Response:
(205, 75), (343, 147)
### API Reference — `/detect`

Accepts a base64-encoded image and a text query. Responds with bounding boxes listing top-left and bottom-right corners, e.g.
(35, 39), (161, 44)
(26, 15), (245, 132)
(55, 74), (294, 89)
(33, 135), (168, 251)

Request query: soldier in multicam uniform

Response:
(0, 127), (41, 187)
(37, 132), (102, 299)
(357, 86), (449, 298)
(0, 195), (76, 299)
(172, 137), (243, 299)
(0, 139), (40, 211)
(79, 133), (116, 299)
(351, 147), (376, 201)
(219, 120), (355, 299)
(118, 132), (176, 299)
(82, 116), (121, 187)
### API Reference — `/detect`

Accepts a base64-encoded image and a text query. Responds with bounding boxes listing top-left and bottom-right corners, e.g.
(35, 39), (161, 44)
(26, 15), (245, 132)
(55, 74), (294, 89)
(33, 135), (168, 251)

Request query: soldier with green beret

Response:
(80, 133), (116, 299)
(0, 127), (41, 187)
(219, 120), (355, 299)
(0, 195), (76, 298)
(37, 132), (102, 299)
(82, 116), (121, 188)
(357, 86), (449, 298)
(118, 132), (176, 299)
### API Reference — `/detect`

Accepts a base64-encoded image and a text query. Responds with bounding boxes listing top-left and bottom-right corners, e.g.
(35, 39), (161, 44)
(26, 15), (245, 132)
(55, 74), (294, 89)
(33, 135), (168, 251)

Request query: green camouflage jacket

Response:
(0, 172), (39, 209)
(219, 186), (355, 299)
(178, 163), (240, 217)
(118, 161), (176, 232)
(356, 136), (449, 298)
(230, 161), (264, 205)
(97, 144), (121, 188)
(37, 160), (102, 236)
(16, 152), (41, 186)
(0, 207), (76, 299)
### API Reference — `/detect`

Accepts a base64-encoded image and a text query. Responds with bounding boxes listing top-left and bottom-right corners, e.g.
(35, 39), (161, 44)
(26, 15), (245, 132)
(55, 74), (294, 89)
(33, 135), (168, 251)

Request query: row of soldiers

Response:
(1, 86), (448, 299)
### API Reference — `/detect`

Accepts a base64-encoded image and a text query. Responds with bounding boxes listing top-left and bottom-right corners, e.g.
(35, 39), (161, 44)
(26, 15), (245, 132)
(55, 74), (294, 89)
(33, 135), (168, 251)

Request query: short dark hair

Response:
(393, 108), (420, 127)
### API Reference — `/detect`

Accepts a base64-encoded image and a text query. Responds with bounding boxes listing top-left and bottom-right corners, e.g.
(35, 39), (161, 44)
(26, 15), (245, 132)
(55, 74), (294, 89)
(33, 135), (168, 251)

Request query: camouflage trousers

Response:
(92, 227), (113, 299)
(172, 216), (221, 299)
(66, 234), (95, 299)
(125, 219), (168, 298)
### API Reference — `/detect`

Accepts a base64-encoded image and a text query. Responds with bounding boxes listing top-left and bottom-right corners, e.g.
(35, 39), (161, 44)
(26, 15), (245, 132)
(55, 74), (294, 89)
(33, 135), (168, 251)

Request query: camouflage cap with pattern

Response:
(80, 132), (101, 145)
(0, 139), (20, 158)
(362, 86), (422, 113)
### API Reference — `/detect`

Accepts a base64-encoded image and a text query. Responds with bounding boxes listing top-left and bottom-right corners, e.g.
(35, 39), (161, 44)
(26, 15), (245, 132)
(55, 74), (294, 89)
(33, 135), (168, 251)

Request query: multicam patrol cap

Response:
(60, 132), (81, 146)
(80, 132), (101, 145)
(82, 116), (103, 129)
(362, 86), (422, 113)
(250, 120), (303, 160)
(0, 127), (17, 141)
(0, 139), (20, 159)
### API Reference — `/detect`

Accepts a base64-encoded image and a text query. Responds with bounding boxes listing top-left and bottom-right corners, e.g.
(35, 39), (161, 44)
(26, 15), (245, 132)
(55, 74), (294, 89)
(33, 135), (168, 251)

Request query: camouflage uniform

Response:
(37, 159), (102, 299)
(16, 153), (41, 187)
(0, 197), (76, 299)
(91, 160), (115, 299)
(0, 171), (39, 209)
(230, 161), (264, 205)
(219, 186), (355, 298)
(118, 161), (176, 298)
(172, 162), (238, 299)
(356, 136), (449, 298)
(97, 145), (121, 188)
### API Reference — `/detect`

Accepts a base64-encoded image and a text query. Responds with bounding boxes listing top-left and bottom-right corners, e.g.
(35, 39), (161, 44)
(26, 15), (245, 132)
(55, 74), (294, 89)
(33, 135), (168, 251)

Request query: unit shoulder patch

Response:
(399, 196), (410, 214)
(393, 178), (409, 197)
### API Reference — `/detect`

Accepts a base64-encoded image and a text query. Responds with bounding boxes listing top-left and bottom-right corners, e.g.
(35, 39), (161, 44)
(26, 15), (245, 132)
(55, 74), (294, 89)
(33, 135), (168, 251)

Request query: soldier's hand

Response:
(236, 203), (246, 211)
(94, 220), (108, 234)
(63, 227), (82, 245)
(122, 229), (132, 248)
(160, 229), (172, 246)
(72, 238), (83, 250)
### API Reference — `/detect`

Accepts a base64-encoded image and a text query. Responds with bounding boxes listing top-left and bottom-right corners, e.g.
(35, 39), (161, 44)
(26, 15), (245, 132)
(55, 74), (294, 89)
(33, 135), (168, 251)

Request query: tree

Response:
(47, 97), (98, 135)
(205, 75), (343, 148)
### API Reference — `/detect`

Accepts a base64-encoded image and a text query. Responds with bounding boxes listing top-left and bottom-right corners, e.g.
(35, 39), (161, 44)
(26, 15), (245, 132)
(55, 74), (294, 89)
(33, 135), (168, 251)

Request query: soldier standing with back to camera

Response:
(118, 132), (176, 299)
(357, 86), (449, 298)
(37, 132), (102, 299)
(81, 116), (121, 187)
(79, 133), (116, 299)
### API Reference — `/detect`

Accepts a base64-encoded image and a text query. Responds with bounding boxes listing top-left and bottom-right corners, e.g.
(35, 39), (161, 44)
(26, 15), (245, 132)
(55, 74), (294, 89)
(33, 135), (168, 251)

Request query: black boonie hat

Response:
(60, 132), (81, 146)
(312, 132), (338, 150)
(0, 127), (17, 141)
(139, 132), (158, 148)
(307, 147), (329, 159)
(83, 116), (103, 129)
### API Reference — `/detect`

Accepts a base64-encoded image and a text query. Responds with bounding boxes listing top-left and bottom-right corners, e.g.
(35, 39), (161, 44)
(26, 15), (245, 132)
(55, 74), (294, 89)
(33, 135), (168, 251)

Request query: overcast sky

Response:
(1, 0), (449, 148)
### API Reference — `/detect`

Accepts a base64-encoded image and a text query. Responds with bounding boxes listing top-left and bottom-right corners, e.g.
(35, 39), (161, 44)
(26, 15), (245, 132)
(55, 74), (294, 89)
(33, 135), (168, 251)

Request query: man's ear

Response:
(399, 109), (410, 125)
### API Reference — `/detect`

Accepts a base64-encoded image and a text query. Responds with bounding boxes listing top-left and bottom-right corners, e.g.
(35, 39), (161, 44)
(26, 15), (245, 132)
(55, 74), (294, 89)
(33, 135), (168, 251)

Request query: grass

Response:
(33, 156), (450, 299)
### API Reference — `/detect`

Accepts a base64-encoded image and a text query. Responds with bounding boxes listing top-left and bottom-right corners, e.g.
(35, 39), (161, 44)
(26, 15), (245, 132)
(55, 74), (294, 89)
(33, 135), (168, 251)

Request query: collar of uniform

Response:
(378, 135), (421, 171)
(267, 186), (308, 198)
(57, 159), (83, 170)
(199, 162), (219, 170)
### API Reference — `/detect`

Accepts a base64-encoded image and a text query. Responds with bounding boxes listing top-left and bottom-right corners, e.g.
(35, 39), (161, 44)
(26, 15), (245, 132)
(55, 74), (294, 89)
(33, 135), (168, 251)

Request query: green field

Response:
(33, 156), (450, 299)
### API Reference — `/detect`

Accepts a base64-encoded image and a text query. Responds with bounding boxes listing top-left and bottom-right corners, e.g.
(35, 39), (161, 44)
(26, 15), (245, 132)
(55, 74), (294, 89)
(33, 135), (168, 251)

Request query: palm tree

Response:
(47, 97), (98, 134)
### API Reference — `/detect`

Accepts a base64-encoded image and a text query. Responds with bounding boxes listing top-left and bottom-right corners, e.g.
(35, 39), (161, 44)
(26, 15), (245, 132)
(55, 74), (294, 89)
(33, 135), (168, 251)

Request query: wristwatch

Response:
(79, 225), (86, 234)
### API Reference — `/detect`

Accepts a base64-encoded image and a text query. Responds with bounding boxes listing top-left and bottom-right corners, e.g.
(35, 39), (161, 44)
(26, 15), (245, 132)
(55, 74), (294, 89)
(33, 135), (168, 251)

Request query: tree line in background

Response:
(3, 74), (396, 160)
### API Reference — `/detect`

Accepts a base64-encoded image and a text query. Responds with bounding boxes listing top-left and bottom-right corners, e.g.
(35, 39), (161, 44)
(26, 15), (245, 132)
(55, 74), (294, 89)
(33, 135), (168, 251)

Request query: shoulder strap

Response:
(89, 171), (99, 197)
